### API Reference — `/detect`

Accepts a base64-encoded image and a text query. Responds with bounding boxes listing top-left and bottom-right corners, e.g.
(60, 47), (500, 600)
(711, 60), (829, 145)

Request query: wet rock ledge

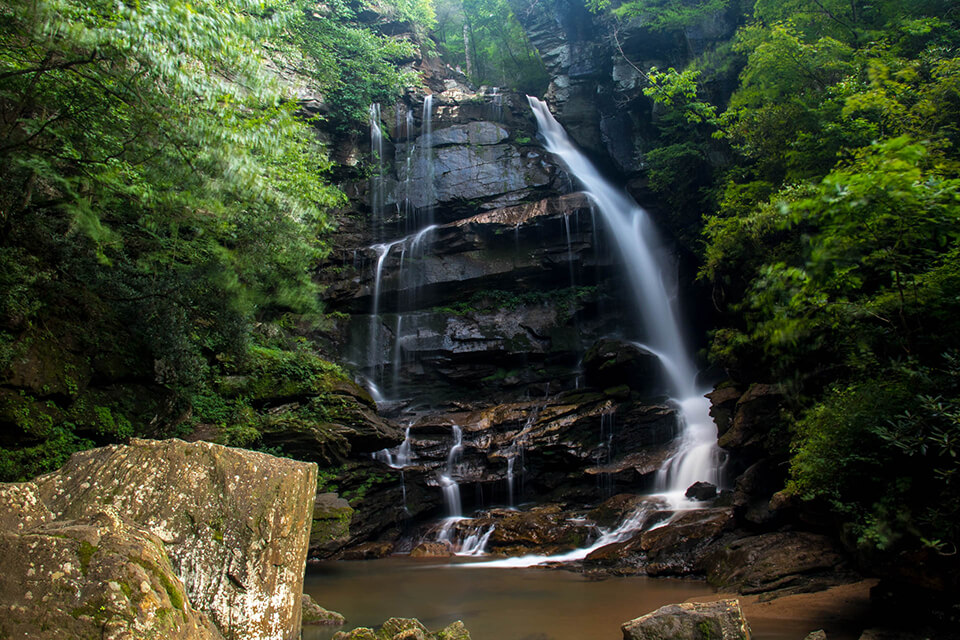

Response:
(0, 438), (317, 640)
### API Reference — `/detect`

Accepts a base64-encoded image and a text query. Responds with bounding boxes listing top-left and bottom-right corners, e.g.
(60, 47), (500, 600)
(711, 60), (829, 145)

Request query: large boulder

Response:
(621, 599), (751, 640)
(718, 383), (786, 458)
(585, 507), (735, 576)
(1, 438), (317, 640)
(302, 593), (346, 626)
(702, 532), (855, 596)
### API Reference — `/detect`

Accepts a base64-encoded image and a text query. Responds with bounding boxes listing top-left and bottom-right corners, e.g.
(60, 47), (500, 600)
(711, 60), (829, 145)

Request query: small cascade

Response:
(390, 224), (437, 396)
(528, 96), (723, 508)
(395, 105), (418, 234)
(464, 499), (665, 568)
(596, 410), (616, 499)
(369, 103), (385, 238)
(374, 426), (415, 513)
(434, 517), (495, 556)
(457, 524), (496, 556)
(374, 425), (414, 469)
(487, 86), (503, 121)
(367, 237), (404, 379)
(438, 425), (464, 517)
(364, 225), (438, 395)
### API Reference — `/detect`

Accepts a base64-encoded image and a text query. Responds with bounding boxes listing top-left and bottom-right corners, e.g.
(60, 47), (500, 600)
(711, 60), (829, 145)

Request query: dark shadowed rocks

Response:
(703, 532), (856, 597)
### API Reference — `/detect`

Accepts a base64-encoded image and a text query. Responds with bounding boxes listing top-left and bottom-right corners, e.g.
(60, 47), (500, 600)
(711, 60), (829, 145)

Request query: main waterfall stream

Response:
(463, 99), (725, 568)
(527, 96), (722, 503)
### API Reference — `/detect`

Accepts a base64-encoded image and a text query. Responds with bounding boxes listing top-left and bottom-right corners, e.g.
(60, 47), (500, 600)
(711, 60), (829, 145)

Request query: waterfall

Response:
(369, 103), (385, 238)
(374, 426), (415, 513)
(375, 425), (414, 469)
(527, 96), (722, 504)
(395, 105), (417, 233)
(367, 237), (404, 381)
(597, 411), (616, 499)
(364, 225), (438, 398)
(439, 425), (463, 517)
(419, 94), (436, 227)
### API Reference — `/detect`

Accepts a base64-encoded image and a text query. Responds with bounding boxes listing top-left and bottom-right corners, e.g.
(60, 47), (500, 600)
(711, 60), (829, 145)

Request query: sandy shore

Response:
(687, 580), (878, 640)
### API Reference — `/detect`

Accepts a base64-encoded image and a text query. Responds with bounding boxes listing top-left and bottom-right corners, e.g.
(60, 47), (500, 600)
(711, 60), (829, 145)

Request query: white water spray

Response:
(527, 96), (721, 506)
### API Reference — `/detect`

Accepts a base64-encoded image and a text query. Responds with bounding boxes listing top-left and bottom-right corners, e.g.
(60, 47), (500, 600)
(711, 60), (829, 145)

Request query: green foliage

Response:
(643, 68), (719, 126)
(789, 357), (960, 551)
(288, 0), (423, 132)
(432, 0), (548, 93)
(589, 0), (730, 32)
(373, 0), (437, 29)
(0, 0), (422, 476)
(695, 0), (960, 554)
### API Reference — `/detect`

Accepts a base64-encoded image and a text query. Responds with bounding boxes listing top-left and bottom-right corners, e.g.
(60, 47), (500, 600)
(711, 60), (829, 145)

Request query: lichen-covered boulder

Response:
(333, 617), (471, 640)
(4, 438), (317, 640)
(621, 599), (751, 640)
(435, 621), (472, 640)
(302, 593), (346, 626)
(0, 507), (223, 639)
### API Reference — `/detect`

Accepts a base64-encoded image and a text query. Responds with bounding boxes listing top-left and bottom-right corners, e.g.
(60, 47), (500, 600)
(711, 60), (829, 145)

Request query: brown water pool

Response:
(302, 557), (842, 640)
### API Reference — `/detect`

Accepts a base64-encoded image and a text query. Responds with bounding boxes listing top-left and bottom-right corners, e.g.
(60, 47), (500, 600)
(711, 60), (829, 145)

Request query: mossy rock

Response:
(302, 593), (345, 626)
(310, 492), (353, 554)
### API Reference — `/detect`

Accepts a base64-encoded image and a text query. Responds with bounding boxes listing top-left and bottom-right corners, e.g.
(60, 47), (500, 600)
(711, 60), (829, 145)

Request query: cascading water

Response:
(374, 426), (415, 513)
(396, 105), (417, 231)
(363, 225), (438, 399)
(375, 426), (414, 469)
(596, 410), (616, 499)
(439, 425), (464, 517)
(469, 497), (667, 568)
(418, 94), (436, 228)
(527, 97), (722, 506)
(369, 103), (385, 238)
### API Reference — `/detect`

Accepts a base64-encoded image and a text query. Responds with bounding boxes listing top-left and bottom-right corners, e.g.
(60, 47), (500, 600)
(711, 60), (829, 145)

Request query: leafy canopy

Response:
(0, 0), (424, 477)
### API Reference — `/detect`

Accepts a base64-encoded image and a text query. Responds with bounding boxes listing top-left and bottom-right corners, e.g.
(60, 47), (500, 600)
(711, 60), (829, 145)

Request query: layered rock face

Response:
(505, 0), (740, 175)
(318, 82), (686, 534)
(0, 439), (317, 640)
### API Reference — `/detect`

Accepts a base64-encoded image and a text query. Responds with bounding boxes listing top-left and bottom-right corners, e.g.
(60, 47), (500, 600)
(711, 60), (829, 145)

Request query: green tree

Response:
(432, 0), (548, 93)
(0, 0), (424, 478)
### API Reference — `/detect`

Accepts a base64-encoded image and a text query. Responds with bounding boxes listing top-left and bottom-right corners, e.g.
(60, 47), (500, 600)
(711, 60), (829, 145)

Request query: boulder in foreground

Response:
(334, 617), (471, 639)
(0, 438), (317, 640)
(621, 599), (751, 640)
